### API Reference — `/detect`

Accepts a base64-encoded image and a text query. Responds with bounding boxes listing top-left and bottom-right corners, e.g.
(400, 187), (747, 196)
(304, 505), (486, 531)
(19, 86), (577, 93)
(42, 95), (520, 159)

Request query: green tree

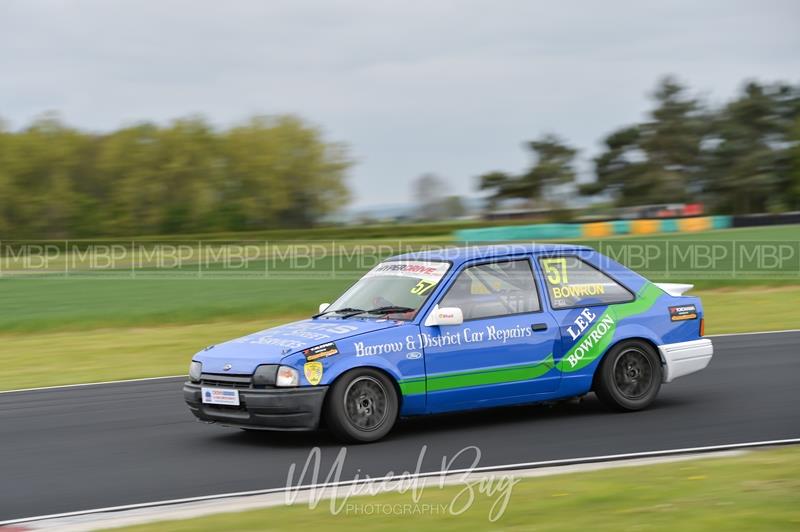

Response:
(521, 135), (578, 200)
(223, 115), (351, 230)
(0, 113), (352, 238)
(96, 123), (166, 235)
(1, 114), (95, 238)
(592, 77), (708, 206)
(0, 119), (12, 234)
(790, 117), (800, 210)
(705, 82), (800, 213)
(479, 134), (578, 206)
(156, 117), (221, 233)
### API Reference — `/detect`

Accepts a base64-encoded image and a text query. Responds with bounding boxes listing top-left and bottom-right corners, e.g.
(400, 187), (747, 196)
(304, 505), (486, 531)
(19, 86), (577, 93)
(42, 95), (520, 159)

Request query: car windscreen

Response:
(325, 260), (451, 319)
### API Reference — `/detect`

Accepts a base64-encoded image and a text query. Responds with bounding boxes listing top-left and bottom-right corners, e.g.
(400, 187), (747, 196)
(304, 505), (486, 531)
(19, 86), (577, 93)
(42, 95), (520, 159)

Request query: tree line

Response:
(3, 76), (798, 239)
(0, 114), (351, 238)
(479, 77), (800, 215)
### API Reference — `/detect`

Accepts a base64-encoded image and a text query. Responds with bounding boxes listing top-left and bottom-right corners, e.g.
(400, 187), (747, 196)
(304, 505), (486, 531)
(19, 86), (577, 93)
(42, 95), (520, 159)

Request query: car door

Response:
(419, 257), (560, 413)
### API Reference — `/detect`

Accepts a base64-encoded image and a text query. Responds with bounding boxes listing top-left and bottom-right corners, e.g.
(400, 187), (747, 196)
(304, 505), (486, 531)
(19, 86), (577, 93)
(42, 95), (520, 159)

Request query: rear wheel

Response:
(325, 369), (398, 443)
(595, 340), (662, 411)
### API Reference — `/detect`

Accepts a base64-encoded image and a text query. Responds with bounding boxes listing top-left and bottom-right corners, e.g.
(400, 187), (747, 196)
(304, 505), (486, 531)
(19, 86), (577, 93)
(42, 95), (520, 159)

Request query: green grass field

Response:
(1, 225), (798, 390)
(2, 225), (798, 333)
(2, 285), (798, 391)
(111, 446), (800, 531)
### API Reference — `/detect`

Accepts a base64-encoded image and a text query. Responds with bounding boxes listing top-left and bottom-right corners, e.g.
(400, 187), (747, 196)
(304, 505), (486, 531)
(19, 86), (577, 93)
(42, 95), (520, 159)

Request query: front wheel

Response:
(324, 369), (399, 443)
(595, 340), (662, 411)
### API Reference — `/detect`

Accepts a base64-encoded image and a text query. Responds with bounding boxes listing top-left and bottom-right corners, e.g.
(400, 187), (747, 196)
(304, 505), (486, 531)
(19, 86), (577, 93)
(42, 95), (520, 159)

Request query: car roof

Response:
(390, 243), (593, 264)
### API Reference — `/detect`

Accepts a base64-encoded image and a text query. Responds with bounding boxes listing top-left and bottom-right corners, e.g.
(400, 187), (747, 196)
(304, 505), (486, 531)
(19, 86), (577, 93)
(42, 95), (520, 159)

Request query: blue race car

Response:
(184, 244), (713, 442)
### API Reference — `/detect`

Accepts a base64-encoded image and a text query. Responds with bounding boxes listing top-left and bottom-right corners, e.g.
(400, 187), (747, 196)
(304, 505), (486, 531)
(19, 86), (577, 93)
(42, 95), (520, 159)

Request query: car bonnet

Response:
(192, 318), (403, 374)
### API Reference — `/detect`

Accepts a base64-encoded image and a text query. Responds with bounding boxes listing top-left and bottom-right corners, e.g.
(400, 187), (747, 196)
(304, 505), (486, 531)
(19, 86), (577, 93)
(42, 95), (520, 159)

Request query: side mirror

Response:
(424, 305), (464, 327)
(318, 303), (330, 313)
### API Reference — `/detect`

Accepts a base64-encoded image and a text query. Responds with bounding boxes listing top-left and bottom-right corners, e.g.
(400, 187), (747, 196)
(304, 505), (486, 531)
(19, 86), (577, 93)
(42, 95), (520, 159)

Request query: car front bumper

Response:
(659, 338), (713, 382)
(183, 382), (328, 431)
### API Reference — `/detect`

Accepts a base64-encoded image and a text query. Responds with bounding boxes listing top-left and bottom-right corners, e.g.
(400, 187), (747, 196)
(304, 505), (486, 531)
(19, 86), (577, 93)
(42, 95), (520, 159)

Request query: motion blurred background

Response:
(0, 0), (798, 386)
(1, 2), (800, 529)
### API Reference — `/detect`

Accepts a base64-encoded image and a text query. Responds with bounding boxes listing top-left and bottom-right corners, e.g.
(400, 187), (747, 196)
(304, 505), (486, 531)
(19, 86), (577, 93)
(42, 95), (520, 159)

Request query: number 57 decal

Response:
(410, 279), (437, 295)
(541, 258), (569, 285)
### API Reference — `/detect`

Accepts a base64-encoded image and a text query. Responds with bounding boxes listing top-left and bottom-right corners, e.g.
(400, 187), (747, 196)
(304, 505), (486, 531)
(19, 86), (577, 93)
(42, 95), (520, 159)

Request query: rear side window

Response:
(538, 256), (633, 309)
(439, 259), (540, 320)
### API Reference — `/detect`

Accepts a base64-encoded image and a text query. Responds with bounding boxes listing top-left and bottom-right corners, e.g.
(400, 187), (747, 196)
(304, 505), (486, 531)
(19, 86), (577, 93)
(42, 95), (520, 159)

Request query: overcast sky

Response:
(2, 1), (798, 208)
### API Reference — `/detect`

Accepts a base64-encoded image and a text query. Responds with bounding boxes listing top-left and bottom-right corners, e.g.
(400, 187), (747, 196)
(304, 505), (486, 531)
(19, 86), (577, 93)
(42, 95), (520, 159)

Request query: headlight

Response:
(276, 365), (299, 387)
(189, 360), (202, 382)
(252, 365), (277, 386)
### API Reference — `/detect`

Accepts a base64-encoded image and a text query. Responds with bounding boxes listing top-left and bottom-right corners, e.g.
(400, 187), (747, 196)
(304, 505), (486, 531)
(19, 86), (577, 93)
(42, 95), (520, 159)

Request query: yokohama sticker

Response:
(303, 341), (339, 361)
(669, 304), (697, 321)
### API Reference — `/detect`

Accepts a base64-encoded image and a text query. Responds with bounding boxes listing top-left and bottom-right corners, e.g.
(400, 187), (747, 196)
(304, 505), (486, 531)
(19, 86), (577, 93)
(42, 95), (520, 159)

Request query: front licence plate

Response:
(201, 387), (240, 406)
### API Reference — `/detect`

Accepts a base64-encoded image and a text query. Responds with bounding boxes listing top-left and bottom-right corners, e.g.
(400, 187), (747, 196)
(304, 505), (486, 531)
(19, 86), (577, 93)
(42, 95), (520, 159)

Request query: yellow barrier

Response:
(582, 222), (612, 238)
(457, 215), (729, 242)
(678, 216), (712, 232)
(631, 219), (660, 235)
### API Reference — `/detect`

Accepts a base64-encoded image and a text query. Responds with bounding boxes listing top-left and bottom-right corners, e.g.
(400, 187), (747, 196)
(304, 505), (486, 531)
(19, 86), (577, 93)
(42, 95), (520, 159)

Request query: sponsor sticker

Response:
(304, 361), (323, 385)
(201, 387), (240, 406)
(669, 304), (698, 321)
(303, 341), (339, 361)
(364, 261), (450, 284)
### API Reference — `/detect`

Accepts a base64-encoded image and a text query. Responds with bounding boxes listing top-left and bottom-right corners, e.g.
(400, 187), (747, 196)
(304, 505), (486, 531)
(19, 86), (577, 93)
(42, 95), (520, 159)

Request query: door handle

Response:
(531, 323), (548, 332)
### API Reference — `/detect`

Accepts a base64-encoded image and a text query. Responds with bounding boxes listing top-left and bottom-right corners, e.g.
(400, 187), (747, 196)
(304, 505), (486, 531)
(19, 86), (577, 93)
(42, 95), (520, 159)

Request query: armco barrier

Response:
(455, 215), (734, 242)
(581, 222), (612, 238)
(677, 216), (711, 232)
(660, 218), (679, 233)
(454, 223), (583, 241)
(712, 215), (733, 229)
(731, 212), (800, 227)
(631, 219), (661, 235)
(609, 219), (631, 235)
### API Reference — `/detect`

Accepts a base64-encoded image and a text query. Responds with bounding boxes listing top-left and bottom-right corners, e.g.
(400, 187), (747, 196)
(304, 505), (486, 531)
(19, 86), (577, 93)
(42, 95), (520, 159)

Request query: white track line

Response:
(1, 328), (798, 395)
(2, 438), (798, 526)
(0, 374), (186, 394)
(706, 328), (800, 338)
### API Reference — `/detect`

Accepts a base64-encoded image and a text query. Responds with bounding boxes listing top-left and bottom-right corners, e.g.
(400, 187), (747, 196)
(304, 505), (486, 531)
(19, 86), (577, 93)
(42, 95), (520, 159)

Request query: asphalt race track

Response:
(1, 331), (798, 522)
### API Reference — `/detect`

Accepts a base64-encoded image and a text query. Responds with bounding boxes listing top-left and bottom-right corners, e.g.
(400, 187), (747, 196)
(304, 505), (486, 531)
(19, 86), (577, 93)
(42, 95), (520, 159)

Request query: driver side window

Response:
(439, 259), (540, 320)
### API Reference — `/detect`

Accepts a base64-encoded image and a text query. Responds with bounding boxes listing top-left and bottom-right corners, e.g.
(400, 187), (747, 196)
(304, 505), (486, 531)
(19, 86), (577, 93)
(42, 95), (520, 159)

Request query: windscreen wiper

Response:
(312, 307), (366, 319)
(364, 305), (416, 315)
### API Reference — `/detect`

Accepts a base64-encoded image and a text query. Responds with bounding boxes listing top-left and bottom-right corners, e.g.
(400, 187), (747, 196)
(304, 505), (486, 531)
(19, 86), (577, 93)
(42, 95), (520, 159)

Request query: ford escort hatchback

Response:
(184, 244), (713, 442)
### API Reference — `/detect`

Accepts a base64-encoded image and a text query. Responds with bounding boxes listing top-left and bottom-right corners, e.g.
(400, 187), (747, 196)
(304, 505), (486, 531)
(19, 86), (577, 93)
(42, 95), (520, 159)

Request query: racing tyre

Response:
(325, 369), (399, 443)
(595, 340), (662, 411)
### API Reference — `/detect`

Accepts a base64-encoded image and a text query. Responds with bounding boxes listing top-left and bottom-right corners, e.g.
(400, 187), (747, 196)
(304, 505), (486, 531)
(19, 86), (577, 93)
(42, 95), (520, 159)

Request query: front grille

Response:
(199, 373), (252, 389)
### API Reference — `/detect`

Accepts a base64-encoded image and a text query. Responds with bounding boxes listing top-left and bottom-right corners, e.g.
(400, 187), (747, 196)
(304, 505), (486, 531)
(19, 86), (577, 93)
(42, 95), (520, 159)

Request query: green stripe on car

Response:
(398, 283), (663, 396)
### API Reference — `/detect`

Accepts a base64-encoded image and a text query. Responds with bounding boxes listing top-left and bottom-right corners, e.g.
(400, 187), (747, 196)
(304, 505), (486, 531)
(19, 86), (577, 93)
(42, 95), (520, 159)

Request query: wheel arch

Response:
(322, 364), (404, 411)
(591, 335), (662, 389)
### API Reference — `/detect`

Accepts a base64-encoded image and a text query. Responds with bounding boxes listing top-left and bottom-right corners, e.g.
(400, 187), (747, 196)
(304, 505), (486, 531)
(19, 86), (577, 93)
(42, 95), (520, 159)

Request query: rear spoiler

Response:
(655, 283), (694, 296)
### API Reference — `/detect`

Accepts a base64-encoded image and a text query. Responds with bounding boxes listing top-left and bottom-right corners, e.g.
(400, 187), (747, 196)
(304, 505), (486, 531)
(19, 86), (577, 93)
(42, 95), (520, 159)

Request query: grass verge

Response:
(110, 446), (800, 531)
(700, 285), (800, 334)
(0, 286), (796, 391)
(0, 317), (303, 390)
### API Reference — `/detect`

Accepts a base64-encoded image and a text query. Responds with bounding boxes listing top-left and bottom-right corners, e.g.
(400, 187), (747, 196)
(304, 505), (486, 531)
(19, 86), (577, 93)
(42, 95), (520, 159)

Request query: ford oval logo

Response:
(406, 351), (423, 360)
(223, 363), (232, 371)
